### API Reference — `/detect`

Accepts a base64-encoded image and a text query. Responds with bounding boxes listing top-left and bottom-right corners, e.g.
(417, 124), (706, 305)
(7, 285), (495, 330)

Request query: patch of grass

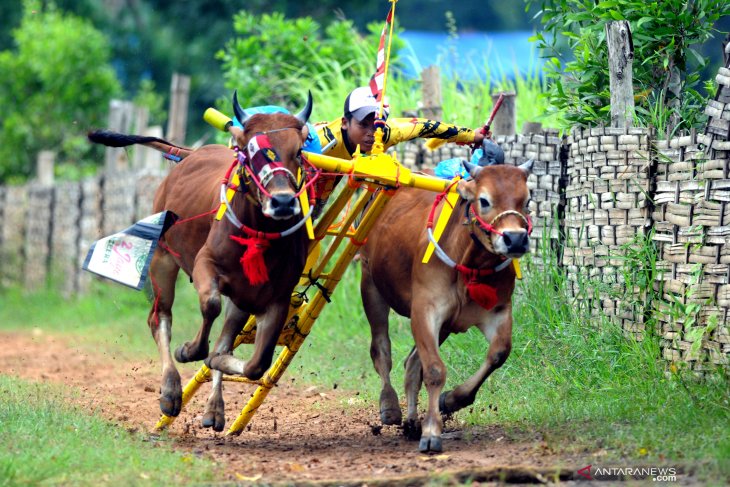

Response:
(0, 375), (214, 486)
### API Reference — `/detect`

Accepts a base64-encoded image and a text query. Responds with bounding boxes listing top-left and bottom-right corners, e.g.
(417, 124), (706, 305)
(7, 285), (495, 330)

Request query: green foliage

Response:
(0, 1), (120, 183)
(217, 11), (404, 113)
(0, 376), (215, 486)
(133, 79), (167, 126)
(528, 0), (730, 131)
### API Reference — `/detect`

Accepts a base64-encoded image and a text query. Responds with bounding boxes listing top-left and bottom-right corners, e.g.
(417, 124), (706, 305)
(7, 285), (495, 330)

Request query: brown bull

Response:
(89, 92), (314, 430)
(359, 160), (533, 452)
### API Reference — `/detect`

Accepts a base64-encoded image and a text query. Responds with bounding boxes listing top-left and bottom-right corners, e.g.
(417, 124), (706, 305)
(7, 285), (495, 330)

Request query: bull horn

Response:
(293, 90), (313, 124)
(462, 160), (483, 178)
(518, 159), (534, 175)
(232, 90), (252, 126)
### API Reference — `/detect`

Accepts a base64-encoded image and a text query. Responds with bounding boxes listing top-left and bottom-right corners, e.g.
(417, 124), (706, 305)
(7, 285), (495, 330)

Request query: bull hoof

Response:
(418, 435), (443, 453)
(379, 386), (402, 425)
(159, 372), (182, 417)
(381, 408), (402, 425)
(403, 419), (421, 441)
(175, 341), (208, 363)
(202, 410), (225, 432)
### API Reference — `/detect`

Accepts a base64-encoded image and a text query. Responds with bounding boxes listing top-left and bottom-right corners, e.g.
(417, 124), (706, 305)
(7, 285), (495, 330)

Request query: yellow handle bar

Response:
(304, 151), (457, 194)
(204, 108), (233, 132)
(425, 138), (448, 150)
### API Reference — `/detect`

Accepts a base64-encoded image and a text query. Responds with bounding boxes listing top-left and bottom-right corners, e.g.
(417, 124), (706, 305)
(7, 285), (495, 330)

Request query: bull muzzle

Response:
(263, 191), (301, 220)
(496, 229), (529, 257)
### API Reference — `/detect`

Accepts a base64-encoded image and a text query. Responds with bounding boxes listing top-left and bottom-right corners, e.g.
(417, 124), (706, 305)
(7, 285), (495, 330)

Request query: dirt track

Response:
(1, 331), (587, 485)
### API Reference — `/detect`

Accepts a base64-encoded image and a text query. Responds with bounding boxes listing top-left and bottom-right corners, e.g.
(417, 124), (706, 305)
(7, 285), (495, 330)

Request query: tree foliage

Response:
(0, 1), (120, 182)
(218, 11), (404, 111)
(529, 0), (730, 131)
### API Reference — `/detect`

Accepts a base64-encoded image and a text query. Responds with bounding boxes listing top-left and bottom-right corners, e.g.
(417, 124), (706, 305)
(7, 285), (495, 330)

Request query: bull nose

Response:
(502, 230), (529, 254)
(270, 193), (297, 215)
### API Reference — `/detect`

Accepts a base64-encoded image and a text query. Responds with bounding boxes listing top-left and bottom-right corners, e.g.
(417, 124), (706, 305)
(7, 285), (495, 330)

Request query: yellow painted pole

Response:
(311, 186), (374, 278)
(227, 189), (393, 435)
(304, 151), (458, 194)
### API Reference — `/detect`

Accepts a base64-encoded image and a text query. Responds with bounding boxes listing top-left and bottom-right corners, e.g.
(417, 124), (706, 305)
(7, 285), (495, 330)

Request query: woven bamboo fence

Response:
(0, 168), (166, 296)
(650, 66), (730, 369)
(562, 126), (654, 338)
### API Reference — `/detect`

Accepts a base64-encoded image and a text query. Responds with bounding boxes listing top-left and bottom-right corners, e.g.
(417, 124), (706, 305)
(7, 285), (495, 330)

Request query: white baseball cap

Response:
(344, 86), (390, 121)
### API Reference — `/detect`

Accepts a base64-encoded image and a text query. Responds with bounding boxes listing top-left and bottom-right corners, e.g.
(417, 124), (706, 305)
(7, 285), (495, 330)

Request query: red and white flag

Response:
(369, 6), (393, 103)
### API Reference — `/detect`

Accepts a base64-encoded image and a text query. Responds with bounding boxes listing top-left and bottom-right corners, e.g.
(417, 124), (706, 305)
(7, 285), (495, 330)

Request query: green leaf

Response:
(636, 16), (653, 27)
(606, 10), (622, 20)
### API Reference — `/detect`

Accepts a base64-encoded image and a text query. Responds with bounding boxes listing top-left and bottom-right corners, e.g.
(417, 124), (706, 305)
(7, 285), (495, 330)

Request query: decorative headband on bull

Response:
(227, 91), (317, 201)
(231, 91), (322, 155)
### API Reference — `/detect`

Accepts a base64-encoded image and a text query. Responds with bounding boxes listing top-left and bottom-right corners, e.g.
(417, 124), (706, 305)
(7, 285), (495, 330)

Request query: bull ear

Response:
(228, 125), (244, 145)
(232, 90), (251, 126)
(294, 90), (313, 124)
(462, 160), (483, 179)
(518, 159), (534, 176)
(456, 178), (475, 202)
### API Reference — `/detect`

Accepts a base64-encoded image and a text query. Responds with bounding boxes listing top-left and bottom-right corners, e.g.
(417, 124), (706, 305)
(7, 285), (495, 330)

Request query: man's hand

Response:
(473, 125), (491, 147)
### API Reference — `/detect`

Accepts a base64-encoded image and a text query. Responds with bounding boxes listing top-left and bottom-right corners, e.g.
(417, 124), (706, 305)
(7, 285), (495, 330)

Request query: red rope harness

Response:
(425, 184), (521, 311)
(223, 148), (320, 286)
(468, 206), (533, 237)
(159, 144), (317, 287)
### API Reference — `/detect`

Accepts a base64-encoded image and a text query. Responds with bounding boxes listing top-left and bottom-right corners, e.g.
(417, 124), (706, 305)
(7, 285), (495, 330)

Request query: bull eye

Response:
(479, 197), (490, 209)
(524, 198), (533, 213)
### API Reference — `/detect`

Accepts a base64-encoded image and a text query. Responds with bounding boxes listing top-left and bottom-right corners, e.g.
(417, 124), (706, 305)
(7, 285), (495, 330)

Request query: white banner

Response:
(82, 211), (177, 290)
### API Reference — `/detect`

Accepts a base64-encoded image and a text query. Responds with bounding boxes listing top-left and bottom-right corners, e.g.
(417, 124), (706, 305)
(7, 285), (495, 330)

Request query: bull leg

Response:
(440, 310), (513, 415)
(410, 307), (447, 453)
(403, 327), (449, 441)
(361, 266), (401, 425)
(206, 299), (290, 380)
(403, 347), (422, 441)
(202, 300), (250, 432)
(147, 250), (183, 417)
(175, 246), (221, 363)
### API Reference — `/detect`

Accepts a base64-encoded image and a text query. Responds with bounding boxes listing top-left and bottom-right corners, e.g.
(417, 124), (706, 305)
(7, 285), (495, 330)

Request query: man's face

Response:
(342, 113), (376, 153)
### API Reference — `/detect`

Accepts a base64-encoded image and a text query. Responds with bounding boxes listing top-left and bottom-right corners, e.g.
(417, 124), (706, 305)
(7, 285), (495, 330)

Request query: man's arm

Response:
(385, 118), (484, 147)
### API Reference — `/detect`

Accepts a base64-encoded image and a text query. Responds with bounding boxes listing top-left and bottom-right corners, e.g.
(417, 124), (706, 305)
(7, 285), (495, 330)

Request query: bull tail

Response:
(87, 130), (194, 162)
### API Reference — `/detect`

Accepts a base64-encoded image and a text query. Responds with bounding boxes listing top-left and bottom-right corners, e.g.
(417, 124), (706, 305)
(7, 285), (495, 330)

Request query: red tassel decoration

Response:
(230, 235), (270, 286)
(466, 281), (498, 310)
